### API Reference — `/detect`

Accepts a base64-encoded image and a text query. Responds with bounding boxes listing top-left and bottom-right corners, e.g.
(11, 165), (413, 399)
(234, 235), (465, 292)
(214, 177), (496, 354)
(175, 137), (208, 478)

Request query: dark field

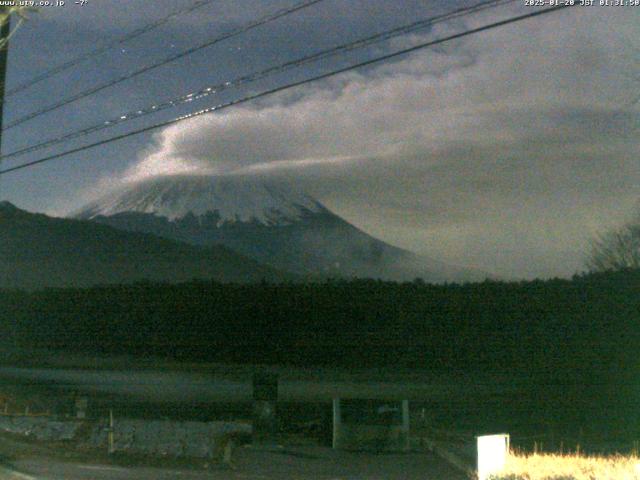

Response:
(0, 268), (638, 456)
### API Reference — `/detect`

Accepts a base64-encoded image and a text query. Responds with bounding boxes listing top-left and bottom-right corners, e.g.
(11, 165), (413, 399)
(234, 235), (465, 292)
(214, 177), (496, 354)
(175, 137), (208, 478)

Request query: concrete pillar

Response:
(252, 372), (278, 444)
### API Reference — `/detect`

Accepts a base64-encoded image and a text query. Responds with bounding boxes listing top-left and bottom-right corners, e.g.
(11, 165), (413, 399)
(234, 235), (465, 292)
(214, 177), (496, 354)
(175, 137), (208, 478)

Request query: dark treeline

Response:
(0, 269), (638, 378)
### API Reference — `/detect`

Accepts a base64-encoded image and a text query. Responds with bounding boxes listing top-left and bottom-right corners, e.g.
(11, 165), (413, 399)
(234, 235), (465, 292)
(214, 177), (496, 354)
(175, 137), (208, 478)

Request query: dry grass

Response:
(490, 452), (640, 480)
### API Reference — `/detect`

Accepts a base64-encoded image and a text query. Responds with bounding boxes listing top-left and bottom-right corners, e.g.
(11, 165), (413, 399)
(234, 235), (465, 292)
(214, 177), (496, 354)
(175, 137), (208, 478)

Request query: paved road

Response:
(2, 446), (467, 480)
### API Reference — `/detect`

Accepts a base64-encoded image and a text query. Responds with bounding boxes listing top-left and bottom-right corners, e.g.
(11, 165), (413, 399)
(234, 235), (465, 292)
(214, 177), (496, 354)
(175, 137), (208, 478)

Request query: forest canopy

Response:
(1, 269), (638, 379)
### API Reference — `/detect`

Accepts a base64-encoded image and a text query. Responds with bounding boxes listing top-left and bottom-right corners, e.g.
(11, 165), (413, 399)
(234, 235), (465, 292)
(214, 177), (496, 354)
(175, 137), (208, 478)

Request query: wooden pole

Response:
(401, 400), (410, 450)
(252, 372), (278, 444)
(332, 398), (341, 449)
(0, 7), (10, 199)
(0, 8), (10, 155)
(108, 409), (114, 454)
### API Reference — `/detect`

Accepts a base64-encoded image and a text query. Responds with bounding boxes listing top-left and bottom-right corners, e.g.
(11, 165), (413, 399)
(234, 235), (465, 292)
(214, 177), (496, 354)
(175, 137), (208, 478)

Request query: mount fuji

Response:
(76, 174), (486, 283)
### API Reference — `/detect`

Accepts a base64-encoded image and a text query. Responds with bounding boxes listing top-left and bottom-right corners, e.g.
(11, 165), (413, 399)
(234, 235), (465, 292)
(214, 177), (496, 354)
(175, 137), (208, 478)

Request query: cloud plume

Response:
(117, 5), (639, 279)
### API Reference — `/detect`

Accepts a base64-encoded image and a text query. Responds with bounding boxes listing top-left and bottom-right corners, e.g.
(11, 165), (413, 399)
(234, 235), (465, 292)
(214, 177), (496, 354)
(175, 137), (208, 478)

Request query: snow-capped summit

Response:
(76, 173), (487, 283)
(77, 174), (324, 226)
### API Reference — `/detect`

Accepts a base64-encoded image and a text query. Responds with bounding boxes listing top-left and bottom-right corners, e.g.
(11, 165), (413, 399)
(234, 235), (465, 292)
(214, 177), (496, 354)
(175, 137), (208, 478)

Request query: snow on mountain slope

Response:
(78, 174), (324, 226)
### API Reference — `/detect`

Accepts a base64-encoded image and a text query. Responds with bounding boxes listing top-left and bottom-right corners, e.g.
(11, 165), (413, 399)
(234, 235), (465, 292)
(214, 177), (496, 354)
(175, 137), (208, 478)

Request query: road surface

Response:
(1, 446), (467, 479)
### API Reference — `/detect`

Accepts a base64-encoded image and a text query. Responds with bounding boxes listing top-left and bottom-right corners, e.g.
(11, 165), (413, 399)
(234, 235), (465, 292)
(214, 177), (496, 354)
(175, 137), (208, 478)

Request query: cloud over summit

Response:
(121, 5), (639, 279)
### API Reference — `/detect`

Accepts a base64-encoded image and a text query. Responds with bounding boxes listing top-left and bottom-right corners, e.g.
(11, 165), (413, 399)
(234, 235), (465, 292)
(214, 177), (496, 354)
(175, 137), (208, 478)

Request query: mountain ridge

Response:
(0, 202), (291, 289)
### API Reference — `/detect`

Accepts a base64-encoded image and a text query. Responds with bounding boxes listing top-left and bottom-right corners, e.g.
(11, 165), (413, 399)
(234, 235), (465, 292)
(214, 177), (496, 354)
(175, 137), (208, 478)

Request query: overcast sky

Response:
(0, 0), (638, 279)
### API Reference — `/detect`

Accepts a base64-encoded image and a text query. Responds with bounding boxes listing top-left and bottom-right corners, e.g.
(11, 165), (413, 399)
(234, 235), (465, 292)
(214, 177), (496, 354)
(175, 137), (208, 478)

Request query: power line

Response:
(3, 0), (218, 98)
(0, 4), (576, 177)
(2, 0), (325, 131)
(0, 0), (515, 162)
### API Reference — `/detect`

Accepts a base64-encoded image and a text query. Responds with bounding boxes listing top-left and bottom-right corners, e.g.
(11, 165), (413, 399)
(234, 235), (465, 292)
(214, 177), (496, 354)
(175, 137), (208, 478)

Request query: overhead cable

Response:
(0, 4), (576, 177)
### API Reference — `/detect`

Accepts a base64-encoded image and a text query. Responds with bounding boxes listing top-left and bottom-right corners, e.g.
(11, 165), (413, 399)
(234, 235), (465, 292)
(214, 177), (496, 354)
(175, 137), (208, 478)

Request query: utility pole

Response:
(0, 8), (9, 199)
(0, 7), (10, 156)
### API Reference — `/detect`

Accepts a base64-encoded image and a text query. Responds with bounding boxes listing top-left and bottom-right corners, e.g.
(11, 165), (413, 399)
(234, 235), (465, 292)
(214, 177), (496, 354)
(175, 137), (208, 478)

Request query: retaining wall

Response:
(0, 415), (250, 458)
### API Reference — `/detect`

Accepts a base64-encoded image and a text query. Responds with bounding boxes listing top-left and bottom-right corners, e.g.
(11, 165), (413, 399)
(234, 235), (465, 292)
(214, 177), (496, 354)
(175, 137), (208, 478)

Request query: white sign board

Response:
(477, 434), (510, 480)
